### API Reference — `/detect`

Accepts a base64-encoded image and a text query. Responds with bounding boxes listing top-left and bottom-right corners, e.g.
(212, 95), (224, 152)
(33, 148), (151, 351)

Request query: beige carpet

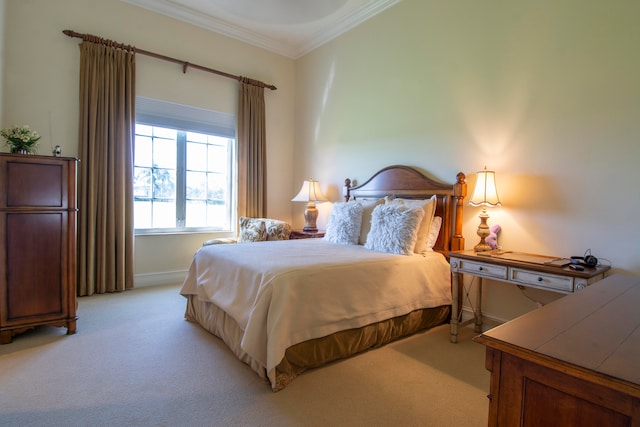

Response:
(0, 284), (489, 426)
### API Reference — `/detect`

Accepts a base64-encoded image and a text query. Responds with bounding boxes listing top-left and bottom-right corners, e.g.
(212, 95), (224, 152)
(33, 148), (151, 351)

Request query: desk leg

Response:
(474, 277), (483, 332)
(450, 271), (461, 343)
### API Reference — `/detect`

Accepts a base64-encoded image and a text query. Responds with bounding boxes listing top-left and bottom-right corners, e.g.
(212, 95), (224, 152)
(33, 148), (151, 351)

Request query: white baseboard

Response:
(459, 306), (506, 331)
(135, 270), (187, 288)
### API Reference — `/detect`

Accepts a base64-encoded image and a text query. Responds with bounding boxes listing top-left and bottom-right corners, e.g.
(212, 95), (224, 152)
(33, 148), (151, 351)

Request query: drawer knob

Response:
(479, 266), (484, 271)
(538, 277), (543, 282)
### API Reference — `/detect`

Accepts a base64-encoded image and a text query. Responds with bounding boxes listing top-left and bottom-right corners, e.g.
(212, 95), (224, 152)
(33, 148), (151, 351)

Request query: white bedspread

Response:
(180, 239), (451, 385)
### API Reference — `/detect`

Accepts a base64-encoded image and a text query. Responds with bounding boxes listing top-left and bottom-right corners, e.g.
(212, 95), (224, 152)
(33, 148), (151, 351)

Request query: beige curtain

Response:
(77, 41), (135, 296)
(237, 78), (267, 218)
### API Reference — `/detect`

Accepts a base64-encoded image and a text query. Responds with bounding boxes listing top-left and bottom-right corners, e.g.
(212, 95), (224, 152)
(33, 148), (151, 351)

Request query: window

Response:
(134, 97), (236, 234)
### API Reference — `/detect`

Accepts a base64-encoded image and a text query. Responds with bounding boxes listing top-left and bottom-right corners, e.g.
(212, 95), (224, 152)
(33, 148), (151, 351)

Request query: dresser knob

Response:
(451, 261), (458, 268)
(479, 266), (484, 271)
(538, 277), (543, 282)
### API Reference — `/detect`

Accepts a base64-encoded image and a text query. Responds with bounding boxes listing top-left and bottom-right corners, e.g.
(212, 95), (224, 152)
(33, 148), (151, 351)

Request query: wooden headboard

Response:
(344, 165), (467, 254)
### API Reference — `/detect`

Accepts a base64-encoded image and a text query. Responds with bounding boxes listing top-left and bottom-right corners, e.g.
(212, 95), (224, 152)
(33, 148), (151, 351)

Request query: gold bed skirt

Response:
(185, 295), (450, 391)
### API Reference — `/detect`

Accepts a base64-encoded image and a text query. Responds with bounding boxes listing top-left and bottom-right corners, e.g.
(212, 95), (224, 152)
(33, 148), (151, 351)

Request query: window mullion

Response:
(176, 131), (187, 227)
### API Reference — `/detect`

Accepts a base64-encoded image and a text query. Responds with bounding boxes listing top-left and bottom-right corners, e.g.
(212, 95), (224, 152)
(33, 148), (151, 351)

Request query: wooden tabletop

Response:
(475, 274), (640, 391)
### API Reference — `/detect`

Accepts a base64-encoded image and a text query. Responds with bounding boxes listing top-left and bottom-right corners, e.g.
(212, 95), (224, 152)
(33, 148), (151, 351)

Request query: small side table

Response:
(448, 250), (610, 343)
(290, 230), (325, 240)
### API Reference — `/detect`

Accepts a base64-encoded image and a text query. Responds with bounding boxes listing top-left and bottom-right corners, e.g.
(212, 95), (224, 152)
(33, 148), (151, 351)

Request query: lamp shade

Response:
(469, 167), (501, 207)
(291, 179), (328, 203)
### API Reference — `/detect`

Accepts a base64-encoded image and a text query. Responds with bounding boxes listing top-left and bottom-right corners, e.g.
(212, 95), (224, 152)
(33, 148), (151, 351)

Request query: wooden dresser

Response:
(0, 153), (78, 343)
(474, 274), (640, 426)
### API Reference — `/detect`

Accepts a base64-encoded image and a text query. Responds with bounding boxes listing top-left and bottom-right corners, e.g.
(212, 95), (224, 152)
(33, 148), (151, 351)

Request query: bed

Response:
(180, 165), (467, 391)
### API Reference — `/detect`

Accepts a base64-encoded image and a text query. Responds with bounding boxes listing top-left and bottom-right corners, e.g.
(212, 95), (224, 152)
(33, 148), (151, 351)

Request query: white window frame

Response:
(134, 97), (237, 235)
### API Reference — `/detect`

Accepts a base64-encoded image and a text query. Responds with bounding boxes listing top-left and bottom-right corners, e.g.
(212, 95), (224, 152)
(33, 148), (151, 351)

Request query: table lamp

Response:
(469, 167), (501, 252)
(291, 179), (328, 232)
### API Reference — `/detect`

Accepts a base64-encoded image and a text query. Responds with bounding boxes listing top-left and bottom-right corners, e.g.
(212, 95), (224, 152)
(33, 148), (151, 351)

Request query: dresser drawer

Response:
(510, 268), (574, 293)
(457, 259), (508, 280)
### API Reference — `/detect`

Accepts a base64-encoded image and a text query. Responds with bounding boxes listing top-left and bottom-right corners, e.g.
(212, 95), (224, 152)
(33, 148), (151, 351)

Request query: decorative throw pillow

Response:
(353, 198), (384, 245)
(237, 217), (267, 243)
(264, 219), (292, 241)
(385, 195), (436, 254)
(425, 216), (442, 251)
(324, 202), (364, 245)
(365, 204), (425, 255)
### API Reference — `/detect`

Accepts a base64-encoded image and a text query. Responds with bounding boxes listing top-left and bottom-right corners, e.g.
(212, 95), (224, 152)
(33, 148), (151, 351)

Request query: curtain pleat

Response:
(77, 41), (135, 296)
(237, 79), (266, 218)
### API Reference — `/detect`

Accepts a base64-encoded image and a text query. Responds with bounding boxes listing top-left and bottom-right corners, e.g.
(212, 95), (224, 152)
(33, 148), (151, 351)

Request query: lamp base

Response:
(303, 203), (318, 232)
(474, 240), (493, 252)
(474, 208), (492, 252)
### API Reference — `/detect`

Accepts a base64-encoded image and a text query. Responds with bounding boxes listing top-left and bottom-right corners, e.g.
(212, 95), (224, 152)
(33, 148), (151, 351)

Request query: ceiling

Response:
(122, 0), (400, 58)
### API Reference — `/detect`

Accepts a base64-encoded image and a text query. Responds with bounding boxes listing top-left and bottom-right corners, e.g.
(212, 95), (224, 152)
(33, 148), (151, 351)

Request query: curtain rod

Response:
(62, 30), (277, 90)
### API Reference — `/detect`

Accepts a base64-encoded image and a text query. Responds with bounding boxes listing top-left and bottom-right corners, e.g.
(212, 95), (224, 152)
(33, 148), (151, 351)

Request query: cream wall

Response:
(1, 0), (295, 285)
(295, 0), (640, 322)
(2, 0), (639, 323)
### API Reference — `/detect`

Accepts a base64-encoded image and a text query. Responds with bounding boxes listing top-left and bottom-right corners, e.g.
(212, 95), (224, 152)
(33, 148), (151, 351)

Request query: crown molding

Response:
(121, 0), (400, 59)
(296, 0), (400, 58)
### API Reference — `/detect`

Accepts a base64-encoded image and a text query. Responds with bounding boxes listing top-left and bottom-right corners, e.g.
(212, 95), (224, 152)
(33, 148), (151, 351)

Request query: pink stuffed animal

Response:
(486, 224), (501, 249)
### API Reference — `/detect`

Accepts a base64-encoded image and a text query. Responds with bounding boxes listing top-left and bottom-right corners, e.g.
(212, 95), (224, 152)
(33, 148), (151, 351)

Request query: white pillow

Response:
(351, 198), (384, 245)
(364, 204), (425, 255)
(385, 195), (436, 254)
(324, 202), (364, 245)
(425, 216), (442, 251)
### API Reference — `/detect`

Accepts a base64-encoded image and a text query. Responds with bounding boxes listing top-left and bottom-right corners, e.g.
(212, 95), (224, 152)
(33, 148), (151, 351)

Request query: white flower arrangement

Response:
(1, 125), (41, 154)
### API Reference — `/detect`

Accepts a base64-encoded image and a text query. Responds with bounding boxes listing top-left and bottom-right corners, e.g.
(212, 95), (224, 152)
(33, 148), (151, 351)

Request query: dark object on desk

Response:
(571, 255), (598, 268)
(569, 264), (584, 271)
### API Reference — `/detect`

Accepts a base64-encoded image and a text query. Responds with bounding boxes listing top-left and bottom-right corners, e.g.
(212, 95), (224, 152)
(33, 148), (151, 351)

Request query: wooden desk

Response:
(449, 250), (610, 343)
(474, 274), (640, 426)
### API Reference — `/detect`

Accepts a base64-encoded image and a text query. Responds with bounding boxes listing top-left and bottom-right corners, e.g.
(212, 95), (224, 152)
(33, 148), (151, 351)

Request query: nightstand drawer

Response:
(457, 259), (508, 280)
(510, 268), (574, 293)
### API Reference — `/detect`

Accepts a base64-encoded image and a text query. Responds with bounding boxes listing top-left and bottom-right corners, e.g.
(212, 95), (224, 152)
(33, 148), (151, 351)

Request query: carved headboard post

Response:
(343, 178), (352, 202)
(451, 172), (467, 251)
